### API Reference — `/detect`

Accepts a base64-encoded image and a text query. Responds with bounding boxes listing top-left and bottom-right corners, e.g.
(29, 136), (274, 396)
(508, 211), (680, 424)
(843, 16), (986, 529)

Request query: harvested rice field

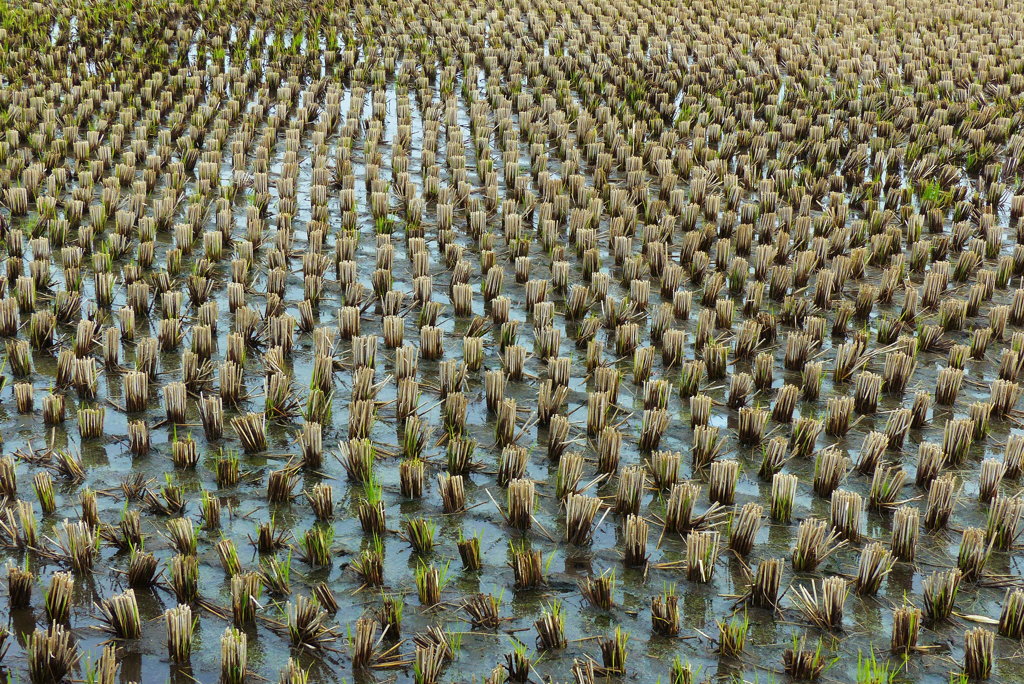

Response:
(4, 0), (1024, 682)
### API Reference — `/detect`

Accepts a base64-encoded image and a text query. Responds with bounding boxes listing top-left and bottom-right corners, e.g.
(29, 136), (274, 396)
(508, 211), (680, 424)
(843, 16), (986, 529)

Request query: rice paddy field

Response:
(5, 0), (1024, 682)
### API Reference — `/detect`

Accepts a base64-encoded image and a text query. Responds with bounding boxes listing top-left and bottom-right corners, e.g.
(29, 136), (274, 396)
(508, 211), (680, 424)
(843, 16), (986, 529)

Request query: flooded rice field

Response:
(2, 0), (1024, 681)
